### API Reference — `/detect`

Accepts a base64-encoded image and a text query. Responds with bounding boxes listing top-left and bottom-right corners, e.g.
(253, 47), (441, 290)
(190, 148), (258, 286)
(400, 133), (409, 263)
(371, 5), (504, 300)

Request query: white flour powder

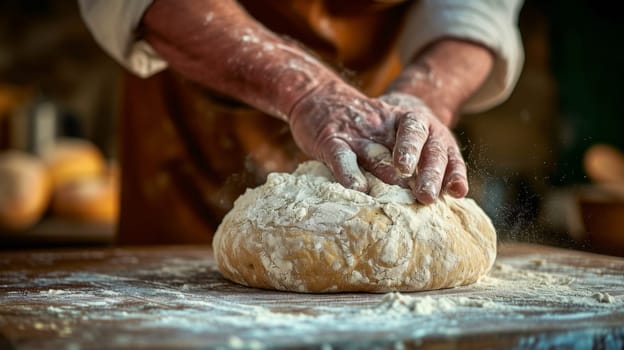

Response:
(5, 251), (622, 349)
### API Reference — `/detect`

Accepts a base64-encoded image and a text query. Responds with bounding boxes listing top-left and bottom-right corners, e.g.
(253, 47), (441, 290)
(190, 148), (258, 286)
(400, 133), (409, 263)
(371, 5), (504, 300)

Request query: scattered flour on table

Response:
(136, 259), (623, 331)
(4, 254), (623, 349)
(361, 292), (497, 316)
(593, 292), (615, 303)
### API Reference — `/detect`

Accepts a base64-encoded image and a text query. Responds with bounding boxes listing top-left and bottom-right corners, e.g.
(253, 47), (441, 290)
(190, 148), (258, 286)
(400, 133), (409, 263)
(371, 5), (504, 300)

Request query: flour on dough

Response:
(213, 161), (497, 293)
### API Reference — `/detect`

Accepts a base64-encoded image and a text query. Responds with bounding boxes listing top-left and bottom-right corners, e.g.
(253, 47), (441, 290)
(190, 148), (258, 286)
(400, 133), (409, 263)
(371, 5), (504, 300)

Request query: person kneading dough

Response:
(214, 161), (496, 293)
(79, 1), (524, 244)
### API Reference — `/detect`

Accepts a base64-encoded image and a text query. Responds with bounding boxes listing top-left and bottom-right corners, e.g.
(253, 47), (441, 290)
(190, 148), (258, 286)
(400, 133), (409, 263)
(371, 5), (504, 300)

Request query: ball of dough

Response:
(0, 151), (51, 232)
(214, 161), (497, 293)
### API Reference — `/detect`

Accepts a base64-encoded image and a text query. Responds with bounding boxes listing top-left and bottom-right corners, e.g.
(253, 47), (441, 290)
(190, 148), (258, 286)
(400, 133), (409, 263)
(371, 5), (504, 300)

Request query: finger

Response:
(411, 136), (448, 205)
(356, 142), (406, 187)
(321, 138), (368, 192)
(443, 145), (469, 198)
(393, 112), (430, 178)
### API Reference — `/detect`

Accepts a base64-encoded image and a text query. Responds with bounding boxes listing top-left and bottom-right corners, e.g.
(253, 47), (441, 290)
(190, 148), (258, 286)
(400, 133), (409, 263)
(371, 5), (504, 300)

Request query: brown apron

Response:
(118, 0), (411, 244)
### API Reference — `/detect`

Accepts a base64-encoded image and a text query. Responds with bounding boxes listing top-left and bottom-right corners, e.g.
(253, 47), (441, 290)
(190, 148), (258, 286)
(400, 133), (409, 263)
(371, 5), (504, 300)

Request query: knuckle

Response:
(447, 145), (461, 157)
(421, 167), (445, 182)
(449, 158), (467, 170)
(400, 115), (428, 137)
(395, 144), (419, 158)
(448, 153), (466, 165)
(425, 140), (447, 160)
(447, 148), (466, 167)
(446, 169), (467, 181)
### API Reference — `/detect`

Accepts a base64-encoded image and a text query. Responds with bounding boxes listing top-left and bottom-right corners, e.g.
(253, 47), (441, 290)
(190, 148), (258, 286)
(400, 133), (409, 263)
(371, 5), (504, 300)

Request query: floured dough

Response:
(213, 161), (496, 293)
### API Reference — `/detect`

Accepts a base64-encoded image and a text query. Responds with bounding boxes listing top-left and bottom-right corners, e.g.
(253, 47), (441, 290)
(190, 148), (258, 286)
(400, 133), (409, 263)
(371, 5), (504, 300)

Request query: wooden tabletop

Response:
(1, 243), (623, 349)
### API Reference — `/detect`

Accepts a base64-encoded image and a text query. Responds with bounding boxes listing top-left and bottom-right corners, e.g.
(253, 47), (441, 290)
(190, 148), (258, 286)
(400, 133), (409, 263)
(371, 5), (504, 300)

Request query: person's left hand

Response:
(379, 92), (469, 204)
(287, 81), (408, 193)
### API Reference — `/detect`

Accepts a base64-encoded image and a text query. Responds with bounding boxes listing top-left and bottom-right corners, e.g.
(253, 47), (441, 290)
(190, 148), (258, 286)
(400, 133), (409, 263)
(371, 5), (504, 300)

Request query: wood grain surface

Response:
(1, 243), (623, 349)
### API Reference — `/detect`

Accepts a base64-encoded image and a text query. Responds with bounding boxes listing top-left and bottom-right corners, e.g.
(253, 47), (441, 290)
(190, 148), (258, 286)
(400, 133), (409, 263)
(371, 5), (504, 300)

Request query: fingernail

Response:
(416, 181), (438, 204)
(446, 179), (468, 197)
(418, 181), (436, 196)
(397, 154), (415, 178)
(351, 175), (368, 192)
(385, 167), (405, 186)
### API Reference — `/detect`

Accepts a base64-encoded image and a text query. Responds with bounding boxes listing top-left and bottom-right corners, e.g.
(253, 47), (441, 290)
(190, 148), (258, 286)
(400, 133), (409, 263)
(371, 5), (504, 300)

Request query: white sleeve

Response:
(78, 0), (168, 78)
(399, 0), (525, 113)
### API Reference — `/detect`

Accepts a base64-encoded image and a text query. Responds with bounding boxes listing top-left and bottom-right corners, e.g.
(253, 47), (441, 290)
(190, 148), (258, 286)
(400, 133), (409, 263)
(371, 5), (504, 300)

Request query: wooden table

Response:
(1, 243), (623, 349)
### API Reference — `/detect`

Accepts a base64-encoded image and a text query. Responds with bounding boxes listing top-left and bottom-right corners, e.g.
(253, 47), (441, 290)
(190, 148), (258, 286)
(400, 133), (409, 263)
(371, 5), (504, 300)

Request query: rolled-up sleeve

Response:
(399, 0), (525, 113)
(78, 0), (168, 78)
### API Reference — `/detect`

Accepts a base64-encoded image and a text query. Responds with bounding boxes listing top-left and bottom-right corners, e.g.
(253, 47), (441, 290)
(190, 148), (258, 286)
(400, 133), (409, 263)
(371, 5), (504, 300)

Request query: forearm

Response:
(387, 38), (494, 126)
(141, 0), (341, 121)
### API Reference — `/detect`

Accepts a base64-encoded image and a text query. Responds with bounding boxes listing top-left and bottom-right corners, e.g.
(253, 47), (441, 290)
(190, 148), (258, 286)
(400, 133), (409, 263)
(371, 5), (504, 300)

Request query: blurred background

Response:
(1, 0), (623, 254)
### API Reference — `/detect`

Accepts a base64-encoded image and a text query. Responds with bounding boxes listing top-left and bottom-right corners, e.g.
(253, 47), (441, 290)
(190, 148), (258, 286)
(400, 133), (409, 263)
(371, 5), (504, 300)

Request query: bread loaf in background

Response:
(42, 138), (119, 224)
(0, 151), (51, 232)
(1, 138), (120, 232)
(42, 138), (106, 188)
(51, 163), (119, 223)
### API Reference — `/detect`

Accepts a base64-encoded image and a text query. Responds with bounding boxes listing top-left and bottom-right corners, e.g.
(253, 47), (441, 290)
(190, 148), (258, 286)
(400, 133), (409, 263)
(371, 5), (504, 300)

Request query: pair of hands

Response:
(288, 80), (468, 205)
(141, 2), (490, 205)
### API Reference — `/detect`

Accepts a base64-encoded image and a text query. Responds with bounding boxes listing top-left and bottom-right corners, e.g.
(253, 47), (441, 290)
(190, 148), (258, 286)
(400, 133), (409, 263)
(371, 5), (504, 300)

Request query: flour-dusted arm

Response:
(78, 0), (489, 204)
(396, 0), (525, 114)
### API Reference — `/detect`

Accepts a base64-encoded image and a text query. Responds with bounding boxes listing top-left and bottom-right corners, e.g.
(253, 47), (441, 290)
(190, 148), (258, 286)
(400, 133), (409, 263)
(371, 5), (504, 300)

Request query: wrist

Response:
(283, 72), (342, 122)
(386, 38), (494, 126)
(381, 92), (454, 128)
(287, 78), (366, 123)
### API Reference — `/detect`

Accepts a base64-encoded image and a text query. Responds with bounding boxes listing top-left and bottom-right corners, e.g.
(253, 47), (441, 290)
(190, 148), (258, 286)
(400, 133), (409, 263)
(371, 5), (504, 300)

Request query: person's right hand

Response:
(380, 93), (469, 204)
(289, 80), (469, 205)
